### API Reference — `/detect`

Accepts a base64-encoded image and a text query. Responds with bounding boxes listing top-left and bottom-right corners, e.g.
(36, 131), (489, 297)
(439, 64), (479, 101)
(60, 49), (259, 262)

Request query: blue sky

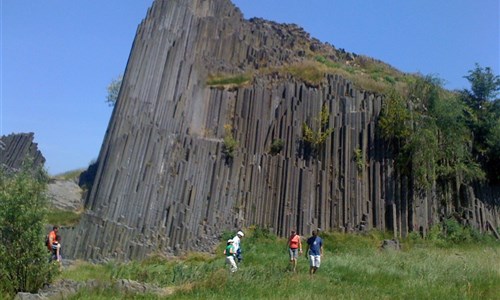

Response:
(1, 0), (498, 175)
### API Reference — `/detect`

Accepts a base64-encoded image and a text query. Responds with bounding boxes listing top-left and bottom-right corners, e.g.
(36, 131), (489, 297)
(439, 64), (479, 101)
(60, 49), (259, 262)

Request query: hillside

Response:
(62, 0), (499, 261)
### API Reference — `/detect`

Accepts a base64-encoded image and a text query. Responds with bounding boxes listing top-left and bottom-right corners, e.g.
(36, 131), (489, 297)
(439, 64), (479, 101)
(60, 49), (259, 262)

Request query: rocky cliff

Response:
(65, 0), (499, 260)
(0, 132), (45, 171)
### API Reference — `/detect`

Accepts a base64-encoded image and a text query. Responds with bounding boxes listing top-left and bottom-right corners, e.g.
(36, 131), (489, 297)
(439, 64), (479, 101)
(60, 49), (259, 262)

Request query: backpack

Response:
(45, 234), (50, 248)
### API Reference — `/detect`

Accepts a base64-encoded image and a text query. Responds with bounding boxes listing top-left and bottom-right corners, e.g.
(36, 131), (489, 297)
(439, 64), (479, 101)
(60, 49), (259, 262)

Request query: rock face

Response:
(65, 0), (499, 260)
(0, 133), (45, 171)
(47, 179), (84, 211)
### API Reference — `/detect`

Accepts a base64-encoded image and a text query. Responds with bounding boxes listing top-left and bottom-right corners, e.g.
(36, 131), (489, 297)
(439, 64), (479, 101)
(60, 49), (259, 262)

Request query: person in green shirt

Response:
(224, 239), (237, 272)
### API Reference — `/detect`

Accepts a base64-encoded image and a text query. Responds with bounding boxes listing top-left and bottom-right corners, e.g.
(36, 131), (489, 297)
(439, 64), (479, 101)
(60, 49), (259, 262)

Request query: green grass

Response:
(59, 230), (500, 299)
(313, 54), (413, 94)
(52, 169), (85, 181)
(46, 209), (82, 227)
(206, 74), (251, 87)
(205, 54), (415, 95)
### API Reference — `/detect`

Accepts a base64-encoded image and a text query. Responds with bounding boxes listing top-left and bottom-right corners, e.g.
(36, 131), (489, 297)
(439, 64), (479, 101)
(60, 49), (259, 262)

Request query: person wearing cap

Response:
(224, 239), (237, 272)
(232, 230), (244, 263)
(288, 230), (302, 272)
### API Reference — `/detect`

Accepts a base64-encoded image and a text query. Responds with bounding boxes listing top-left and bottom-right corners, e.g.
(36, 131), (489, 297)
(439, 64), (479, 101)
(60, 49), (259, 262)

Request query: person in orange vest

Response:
(47, 226), (59, 252)
(288, 230), (302, 272)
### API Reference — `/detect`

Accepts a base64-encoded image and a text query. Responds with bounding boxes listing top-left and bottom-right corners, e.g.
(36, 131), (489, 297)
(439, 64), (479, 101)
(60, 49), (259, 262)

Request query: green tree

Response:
(461, 64), (500, 183)
(106, 74), (123, 107)
(463, 63), (500, 108)
(431, 93), (484, 184)
(378, 88), (412, 149)
(0, 164), (58, 295)
(379, 75), (484, 189)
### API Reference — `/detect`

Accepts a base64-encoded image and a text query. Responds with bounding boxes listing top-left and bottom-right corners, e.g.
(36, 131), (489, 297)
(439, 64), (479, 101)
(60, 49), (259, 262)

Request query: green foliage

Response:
(247, 225), (275, 241)
(281, 61), (327, 86)
(439, 218), (496, 245)
(222, 136), (238, 159)
(402, 124), (438, 188)
(222, 125), (238, 161)
(314, 55), (341, 69)
(463, 63), (500, 105)
(270, 139), (284, 155)
(378, 88), (412, 144)
(379, 75), (485, 189)
(313, 55), (408, 94)
(302, 104), (334, 157)
(106, 74), (123, 107)
(207, 74), (251, 87)
(0, 164), (59, 296)
(353, 148), (365, 174)
(460, 64), (500, 183)
(427, 223), (443, 242)
(406, 219), (497, 247)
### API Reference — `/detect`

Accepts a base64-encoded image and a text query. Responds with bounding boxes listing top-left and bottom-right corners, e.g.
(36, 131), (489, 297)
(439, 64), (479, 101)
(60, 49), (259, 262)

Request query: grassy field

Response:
(57, 228), (500, 299)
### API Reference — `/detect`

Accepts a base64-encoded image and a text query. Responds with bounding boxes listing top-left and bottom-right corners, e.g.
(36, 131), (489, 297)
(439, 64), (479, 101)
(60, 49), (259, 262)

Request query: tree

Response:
(106, 74), (123, 107)
(463, 63), (500, 109)
(378, 88), (412, 149)
(0, 163), (58, 295)
(379, 75), (484, 189)
(461, 64), (500, 183)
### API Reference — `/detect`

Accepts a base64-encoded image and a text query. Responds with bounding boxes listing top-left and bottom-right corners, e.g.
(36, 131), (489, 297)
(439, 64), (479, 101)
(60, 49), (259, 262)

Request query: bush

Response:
(353, 148), (365, 174)
(270, 139), (284, 155)
(302, 104), (334, 157)
(222, 125), (238, 162)
(0, 164), (59, 295)
(222, 136), (238, 160)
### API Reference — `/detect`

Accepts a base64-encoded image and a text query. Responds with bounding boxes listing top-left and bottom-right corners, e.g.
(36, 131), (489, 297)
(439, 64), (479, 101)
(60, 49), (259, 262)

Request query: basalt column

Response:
(65, 0), (499, 260)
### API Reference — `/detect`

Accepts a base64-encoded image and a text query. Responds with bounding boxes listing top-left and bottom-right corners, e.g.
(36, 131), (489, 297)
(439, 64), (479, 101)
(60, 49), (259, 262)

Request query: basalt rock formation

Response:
(65, 0), (499, 260)
(0, 132), (45, 171)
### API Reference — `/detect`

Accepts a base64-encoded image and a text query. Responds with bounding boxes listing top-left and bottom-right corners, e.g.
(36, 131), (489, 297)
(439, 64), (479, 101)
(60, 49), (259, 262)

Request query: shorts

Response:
(309, 255), (321, 268)
(289, 248), (299, 260)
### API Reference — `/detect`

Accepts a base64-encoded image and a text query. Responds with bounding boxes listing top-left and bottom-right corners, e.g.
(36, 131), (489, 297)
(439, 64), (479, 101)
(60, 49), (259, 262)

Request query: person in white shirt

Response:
(232, 230), (244, 263)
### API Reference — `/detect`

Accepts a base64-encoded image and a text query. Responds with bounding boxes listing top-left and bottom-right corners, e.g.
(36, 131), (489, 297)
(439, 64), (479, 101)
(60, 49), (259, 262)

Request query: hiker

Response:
(287, 230), (302, 272)
(224, 239), (237, 272)
(47, 226), (59, 252)
(306, 230), (323, 275)
(232, 230), (244, 263)
(51, 235), (62, 266)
